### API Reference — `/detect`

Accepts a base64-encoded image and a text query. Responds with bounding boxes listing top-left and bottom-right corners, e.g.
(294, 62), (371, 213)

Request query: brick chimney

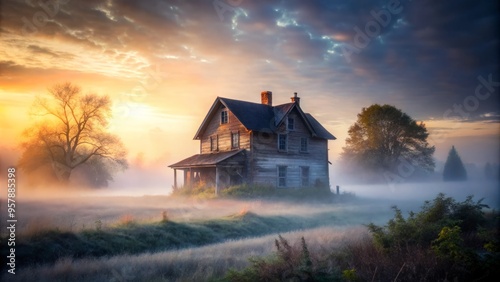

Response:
(261, 91), (272, 106)
(291, 92), (300, 105)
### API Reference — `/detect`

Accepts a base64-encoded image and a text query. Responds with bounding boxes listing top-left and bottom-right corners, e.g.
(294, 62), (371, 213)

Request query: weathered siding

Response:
(250, 109), (330, 188)
(200, 105), (251, 154)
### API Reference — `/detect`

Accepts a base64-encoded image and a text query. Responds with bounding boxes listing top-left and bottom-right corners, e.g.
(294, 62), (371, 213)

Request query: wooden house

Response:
(169, 91), (336, 194)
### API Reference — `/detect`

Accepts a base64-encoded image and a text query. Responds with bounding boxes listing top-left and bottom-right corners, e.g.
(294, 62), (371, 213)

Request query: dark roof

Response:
(305, 113), (336, 140)
(273, 103), (295, 126)
(169, 150), (244, 168)
(220, 98), (274, 130)
(193, 97), (335, 140)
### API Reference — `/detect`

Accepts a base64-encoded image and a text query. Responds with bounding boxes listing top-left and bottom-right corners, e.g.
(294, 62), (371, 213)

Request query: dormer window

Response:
(287, 117), (294, 131)
(221, 110), (228, 124)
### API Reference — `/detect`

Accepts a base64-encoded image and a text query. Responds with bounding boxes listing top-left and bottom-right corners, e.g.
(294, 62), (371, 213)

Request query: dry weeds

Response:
(8, 226), (367, 282)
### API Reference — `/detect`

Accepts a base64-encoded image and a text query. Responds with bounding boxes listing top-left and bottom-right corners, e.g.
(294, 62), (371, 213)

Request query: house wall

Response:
(250, 109), (330, 188)
(200, 105), (251, 154)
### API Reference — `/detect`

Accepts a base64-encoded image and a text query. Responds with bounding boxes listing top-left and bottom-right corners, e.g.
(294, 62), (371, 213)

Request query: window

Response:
(221, 110), (228, 124)
(210, 135), (218, 151)
(278, 134), (287, 151)
(231, 132), (239, 149)
(287, 117), (294, 131)
(277, 166), (287, 188)
(300, 137), (308, 152)
(301, 166), (310, 187)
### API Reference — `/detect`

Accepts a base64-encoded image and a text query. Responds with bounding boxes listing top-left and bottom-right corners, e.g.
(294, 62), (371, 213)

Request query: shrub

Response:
(170, 181), (216, 199)
(432, 226), (465, 260)
(225, 235), (338, 281)
(367, 193), (489, 252)
(161, 211), (169, 223)
(341, 268), (357, 282)
(220, 184), (335, 202)
(365, 193), (498, 280)
(118, 214), (136, 227)
(220, 184), (276, 198)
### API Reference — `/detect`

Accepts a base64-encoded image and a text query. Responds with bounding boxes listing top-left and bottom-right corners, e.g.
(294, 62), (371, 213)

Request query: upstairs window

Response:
(278, 134), (287, 151)
(210, 135), (218, 151)
(300, 137), (308, 152)
(231, 132), (240, 149)
(287, 117), (294, 131)
(277, 166), (287, 188)
(221, 110), (228, 124)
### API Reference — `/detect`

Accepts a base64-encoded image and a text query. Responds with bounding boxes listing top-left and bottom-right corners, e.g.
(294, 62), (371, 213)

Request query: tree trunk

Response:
(51, 161), (72, 184)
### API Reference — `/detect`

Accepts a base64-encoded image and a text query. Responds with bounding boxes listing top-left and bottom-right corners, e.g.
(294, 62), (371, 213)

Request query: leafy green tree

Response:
(342, 104), (435, 172)
(443, 146), (467, 181)
(18, 82), (128, 187)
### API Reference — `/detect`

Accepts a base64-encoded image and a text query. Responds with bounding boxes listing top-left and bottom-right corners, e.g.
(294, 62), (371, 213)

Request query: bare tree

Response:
(19, 82), (128, 186)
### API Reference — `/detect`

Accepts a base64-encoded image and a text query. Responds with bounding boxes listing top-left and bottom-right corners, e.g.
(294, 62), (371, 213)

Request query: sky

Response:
(0, 0), (499, 189)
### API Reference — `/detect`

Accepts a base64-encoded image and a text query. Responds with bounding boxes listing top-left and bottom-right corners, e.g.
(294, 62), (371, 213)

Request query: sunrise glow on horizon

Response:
(1, 0), (498, 189)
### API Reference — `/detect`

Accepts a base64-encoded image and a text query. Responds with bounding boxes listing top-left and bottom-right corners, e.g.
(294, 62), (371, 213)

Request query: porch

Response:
(169, 150), (246, 195)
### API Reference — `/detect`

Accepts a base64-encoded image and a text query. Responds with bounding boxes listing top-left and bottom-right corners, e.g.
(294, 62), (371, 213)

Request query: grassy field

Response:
(6, 226), (368, 281)
(2, 186), (497, 281)
(0, 192), (395, 281)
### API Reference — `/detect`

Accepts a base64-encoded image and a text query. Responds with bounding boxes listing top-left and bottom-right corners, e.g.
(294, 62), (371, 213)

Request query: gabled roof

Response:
(220, 97), (275, 131)
(194, 98), (273, 139)
(193, 97), (336, 140)
(273, 103), (295, 126)
(169, 149), (244, 168)
(305, 113), (336, 140)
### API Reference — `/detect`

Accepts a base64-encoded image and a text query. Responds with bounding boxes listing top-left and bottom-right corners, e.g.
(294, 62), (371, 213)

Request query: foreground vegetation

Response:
(1, 195), (368, 271)
(2, 192), (498, 281)
(1, 212), (328, 269)
(3, 227), (362, 282)
(225, 193), (499, 281)
(171, 183), (347, 202)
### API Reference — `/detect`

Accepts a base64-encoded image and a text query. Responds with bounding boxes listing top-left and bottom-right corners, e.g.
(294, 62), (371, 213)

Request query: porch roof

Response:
(169, 149), (244, 169)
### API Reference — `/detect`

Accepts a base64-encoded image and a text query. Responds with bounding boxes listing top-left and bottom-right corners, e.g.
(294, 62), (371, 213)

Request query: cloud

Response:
(459, 112), (500, 123)
(0, 0), (498, 122)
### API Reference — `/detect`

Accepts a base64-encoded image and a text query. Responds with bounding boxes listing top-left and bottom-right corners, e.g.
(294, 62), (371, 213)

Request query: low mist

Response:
(340, 180), (499, 209)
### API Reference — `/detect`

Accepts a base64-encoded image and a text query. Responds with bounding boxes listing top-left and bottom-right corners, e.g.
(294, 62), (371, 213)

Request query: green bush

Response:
(221, 184), (335, 202)
(432, 226), (465, 260)
(224, 194), (499, 282)
(172, 183), (336, 201)
(170, 181), (216, 198)
(225, 235), (338, 282)
(364, 193), (498, 280)
(366, 193), (489, 252)
(220, 183), (276, 198)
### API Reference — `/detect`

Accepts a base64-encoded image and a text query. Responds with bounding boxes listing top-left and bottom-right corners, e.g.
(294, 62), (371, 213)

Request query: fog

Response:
(341, 180), (500, 209)
(3, 142), (498, 239)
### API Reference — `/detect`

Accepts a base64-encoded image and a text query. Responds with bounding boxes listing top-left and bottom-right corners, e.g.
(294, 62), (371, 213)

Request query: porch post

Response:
(215, 166), (220, 196)
(173, 169), (177, 190)
(189, 168), (193, 188)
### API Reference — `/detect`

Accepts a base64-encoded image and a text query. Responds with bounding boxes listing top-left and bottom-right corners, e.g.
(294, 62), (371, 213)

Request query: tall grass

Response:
(0, 192), (403, 281)
(2, 205), (385, 270)
(5, 226), (366, 282)
(225, 194), (500, 282)
(171, 183), (348, 202)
